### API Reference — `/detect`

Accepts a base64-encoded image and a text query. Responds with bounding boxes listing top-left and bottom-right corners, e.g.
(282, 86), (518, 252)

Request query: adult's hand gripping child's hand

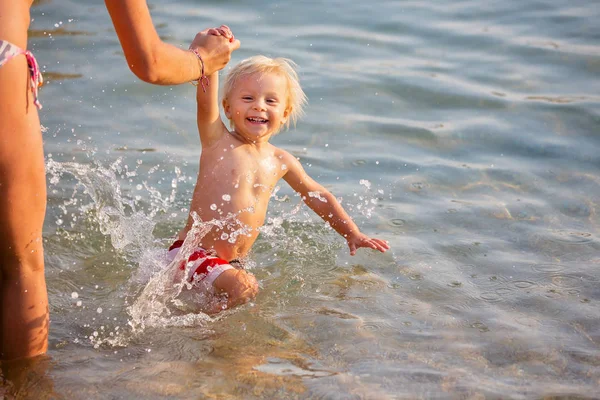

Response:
(189, 25), (239, 76)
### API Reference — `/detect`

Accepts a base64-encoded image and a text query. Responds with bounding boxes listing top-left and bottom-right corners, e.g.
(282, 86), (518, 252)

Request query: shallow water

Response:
(2, 0), (599, 398)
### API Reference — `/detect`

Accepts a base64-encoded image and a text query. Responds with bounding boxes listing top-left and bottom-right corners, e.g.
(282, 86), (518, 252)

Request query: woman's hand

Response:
(189, 25), (239, 76)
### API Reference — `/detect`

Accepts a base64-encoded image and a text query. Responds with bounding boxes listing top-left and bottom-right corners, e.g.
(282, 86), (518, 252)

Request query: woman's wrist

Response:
(188, 47), (202, 80)
(189, 48), (209, 91)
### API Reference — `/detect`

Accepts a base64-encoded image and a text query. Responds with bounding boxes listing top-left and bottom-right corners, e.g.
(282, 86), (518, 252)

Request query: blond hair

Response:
(222, 55), (307, 132)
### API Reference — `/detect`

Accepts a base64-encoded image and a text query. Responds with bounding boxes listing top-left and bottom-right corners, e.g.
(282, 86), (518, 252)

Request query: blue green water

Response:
(3, 0), (600, 398)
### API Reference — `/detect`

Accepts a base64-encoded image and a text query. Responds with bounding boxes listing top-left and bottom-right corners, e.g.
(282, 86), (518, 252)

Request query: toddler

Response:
(169, 27), (389, 312)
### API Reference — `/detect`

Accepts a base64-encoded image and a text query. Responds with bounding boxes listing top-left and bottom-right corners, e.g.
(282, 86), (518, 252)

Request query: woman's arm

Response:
(104, 0), (239, 85)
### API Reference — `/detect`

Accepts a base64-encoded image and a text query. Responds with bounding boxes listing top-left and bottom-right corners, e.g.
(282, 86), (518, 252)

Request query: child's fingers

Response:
(217, 25), (235, 42)
(374, 239), (390, 252)
(348, 242), (357, 256)
(375, 238), (390, 250)
(364, 238), (389, 253)
(216, 28), (233, 42)
(369, 241), (384, 252)
(207, 28), (222, 36)
(219, 25), (233, 36)
(218, 30), (235, 43)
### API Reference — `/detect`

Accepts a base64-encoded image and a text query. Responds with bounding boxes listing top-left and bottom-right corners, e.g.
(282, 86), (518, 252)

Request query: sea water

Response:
(1, 0), (599, 398)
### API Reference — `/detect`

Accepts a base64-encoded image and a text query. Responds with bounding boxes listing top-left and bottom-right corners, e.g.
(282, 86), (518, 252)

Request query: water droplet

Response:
(210, 204), (217, 210)
(222, 194), (231, 201)
(71, 292), (79, 299)
(97, 307), (103, 314)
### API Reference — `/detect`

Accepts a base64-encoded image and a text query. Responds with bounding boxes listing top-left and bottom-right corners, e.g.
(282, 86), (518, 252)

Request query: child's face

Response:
(223, 72), (290, 142)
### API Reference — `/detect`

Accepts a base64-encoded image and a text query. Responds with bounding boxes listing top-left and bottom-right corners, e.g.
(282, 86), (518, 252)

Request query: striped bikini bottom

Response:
(0, 40), (43, 109)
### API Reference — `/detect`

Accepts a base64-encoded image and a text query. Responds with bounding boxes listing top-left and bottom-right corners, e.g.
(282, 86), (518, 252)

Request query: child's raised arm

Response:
(281, 152), (390, 255)
(195, 26), (232, 148)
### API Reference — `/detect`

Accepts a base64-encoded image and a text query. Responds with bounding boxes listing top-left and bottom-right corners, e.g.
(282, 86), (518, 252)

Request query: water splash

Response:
(46, 158), (176, 254)
(308, 191), (328, 202)
(46, 157), (386, 348)
(46, 158), (194, 347)
(125, 210), (257, 337)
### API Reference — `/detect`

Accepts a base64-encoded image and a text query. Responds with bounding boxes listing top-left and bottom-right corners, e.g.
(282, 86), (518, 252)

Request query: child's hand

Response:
(346, 233), (390, 256)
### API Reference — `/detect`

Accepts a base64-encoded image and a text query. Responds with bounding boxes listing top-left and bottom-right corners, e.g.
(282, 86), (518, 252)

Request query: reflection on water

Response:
(2, 0), (599, 398)
(28, 28), (94, 38)
(42, 72), (84, 83)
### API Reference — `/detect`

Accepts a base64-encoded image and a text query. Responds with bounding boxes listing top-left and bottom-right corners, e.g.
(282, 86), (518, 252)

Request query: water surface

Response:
(2, 0), (599, 398)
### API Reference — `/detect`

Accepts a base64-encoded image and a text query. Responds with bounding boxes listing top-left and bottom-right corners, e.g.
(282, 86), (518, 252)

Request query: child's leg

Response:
(168, 242), (259, 311)
(0, 44), (48, 360)
(211, 268), (259, 309)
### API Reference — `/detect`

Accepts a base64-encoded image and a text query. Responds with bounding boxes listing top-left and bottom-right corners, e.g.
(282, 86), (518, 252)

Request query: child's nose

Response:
(253, 100), (267, 111)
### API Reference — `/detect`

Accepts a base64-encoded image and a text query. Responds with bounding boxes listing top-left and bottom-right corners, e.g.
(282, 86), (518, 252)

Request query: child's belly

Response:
(183, 178), (274, 259)
(178, 204), (265, 261)
(177, 226), (258, 262)
(206, 229), (259, 261)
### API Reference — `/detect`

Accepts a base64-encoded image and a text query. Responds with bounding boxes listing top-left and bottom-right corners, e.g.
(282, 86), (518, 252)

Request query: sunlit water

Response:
(1, 0), (599, 398)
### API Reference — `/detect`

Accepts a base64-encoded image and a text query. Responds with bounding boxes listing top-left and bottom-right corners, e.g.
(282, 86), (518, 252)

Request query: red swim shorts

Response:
(167, 240), (234, 287)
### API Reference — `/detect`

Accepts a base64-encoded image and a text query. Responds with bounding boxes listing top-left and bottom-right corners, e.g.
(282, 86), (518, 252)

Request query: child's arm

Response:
(196, 27), (231, 148)
(282, 152), (389, 255)
(196, 71), (223, 147)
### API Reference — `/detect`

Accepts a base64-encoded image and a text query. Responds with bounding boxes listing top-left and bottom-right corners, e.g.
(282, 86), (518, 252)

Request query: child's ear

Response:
(223, 98), (231, 118)
(282, 107), (291, 124)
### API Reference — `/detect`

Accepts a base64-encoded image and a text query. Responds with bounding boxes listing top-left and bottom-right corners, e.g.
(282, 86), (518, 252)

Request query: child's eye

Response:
(267, 98), (278, 104)
(242, 96), (253, 101)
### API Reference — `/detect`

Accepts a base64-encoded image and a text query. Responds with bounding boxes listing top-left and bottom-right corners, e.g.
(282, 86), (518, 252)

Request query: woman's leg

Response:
(0, 52), (48, 360)
(0, 35), (48, 359)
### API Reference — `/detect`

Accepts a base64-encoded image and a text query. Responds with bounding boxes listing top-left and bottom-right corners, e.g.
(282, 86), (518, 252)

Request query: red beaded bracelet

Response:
(189, 48), (209, 92)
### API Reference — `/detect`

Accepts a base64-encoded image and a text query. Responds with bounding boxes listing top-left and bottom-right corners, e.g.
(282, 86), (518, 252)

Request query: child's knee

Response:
(213, 269), (259, 307)
(229, 270), (259, 304)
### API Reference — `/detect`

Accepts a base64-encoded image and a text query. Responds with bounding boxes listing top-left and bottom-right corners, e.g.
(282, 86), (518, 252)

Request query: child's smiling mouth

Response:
(247, 117), (268, 124)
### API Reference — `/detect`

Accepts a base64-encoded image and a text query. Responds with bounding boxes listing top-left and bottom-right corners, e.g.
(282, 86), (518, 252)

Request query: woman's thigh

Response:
(0, 48), (46, 275)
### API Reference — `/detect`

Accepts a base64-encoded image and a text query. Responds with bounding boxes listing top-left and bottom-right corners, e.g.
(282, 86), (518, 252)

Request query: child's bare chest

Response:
(228, 150), (283, 189)
(202, 145), (283, 190)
